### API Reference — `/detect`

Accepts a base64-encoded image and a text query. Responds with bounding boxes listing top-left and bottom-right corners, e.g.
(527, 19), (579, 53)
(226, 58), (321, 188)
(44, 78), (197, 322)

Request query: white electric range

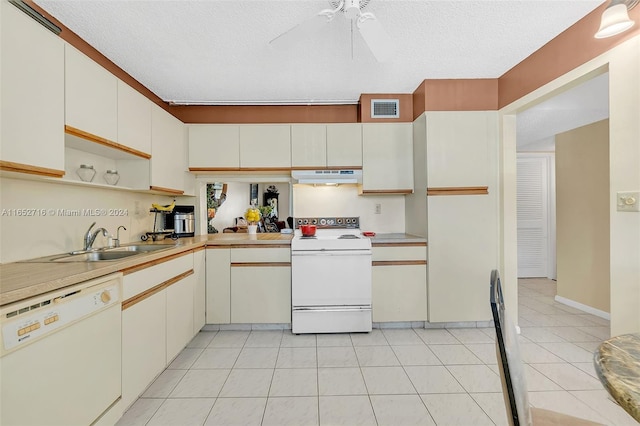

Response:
(291, 217), (372, 334)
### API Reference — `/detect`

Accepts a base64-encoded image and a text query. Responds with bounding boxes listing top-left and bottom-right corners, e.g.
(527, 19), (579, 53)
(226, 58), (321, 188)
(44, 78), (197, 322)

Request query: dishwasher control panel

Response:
(0, 274), (121, 355)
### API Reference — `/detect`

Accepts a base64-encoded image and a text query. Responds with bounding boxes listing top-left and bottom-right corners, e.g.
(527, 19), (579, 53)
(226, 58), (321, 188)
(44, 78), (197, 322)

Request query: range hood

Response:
(292, 169), (362, 185)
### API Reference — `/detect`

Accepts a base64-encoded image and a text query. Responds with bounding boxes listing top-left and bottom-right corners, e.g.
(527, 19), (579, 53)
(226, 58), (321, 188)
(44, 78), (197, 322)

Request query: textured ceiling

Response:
(33, 0), (604, 105)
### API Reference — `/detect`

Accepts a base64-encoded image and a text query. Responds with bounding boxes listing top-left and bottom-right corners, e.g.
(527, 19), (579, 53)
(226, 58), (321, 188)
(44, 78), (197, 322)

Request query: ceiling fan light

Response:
(344, 0), (360, 20)
(595, 3), (635, 38)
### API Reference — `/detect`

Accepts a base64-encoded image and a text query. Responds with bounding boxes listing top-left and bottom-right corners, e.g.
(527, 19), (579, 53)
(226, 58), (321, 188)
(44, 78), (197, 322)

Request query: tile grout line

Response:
(352, 332), (379, 425)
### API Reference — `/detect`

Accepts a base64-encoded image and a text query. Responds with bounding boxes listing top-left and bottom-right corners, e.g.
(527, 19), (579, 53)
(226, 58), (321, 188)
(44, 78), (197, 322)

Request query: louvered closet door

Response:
(517, 155), (549, 277)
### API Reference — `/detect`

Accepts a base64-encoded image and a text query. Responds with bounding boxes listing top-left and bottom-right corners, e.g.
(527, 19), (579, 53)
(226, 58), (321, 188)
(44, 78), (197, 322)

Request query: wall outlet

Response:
(617, 191), (640, 212)
(375, 203), (382, 214)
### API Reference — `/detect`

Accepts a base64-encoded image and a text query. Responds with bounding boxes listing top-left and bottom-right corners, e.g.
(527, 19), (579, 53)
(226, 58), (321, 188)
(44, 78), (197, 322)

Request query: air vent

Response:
(371, 99), (399, 119)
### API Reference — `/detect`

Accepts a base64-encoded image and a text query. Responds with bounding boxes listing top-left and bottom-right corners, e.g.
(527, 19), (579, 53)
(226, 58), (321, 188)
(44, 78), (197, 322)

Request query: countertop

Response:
(370, 233), (427, 244)
(594, 332), (640, 422)
(0, 233), (292, 307)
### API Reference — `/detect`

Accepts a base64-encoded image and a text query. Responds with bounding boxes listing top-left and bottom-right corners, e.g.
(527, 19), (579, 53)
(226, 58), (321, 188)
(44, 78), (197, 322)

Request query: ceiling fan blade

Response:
(269, 9), (336, 50)
(357, 12), (394, 62)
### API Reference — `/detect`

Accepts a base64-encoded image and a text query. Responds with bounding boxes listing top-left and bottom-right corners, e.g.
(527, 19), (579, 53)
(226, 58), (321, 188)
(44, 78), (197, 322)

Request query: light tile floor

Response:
(117, 278), (637, 425)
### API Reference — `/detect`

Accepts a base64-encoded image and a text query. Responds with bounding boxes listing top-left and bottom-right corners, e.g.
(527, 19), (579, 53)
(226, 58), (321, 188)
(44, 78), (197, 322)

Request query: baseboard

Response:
(554, 295), (611, 320)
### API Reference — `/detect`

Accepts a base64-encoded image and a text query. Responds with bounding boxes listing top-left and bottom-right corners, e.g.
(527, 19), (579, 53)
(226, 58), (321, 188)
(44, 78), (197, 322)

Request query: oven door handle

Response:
(293, 306), (371, 312)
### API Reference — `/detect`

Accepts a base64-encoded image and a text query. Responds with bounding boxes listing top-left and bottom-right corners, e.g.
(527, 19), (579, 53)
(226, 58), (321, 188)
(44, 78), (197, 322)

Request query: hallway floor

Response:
(116, 278), (636, 425)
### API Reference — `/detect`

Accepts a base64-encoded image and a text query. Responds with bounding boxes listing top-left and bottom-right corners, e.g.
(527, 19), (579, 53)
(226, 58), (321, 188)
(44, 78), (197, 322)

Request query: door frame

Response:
(498, 36), (640, 334)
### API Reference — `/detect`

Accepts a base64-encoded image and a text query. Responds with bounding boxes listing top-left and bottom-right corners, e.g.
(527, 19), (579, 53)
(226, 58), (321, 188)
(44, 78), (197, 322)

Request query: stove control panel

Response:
(296, 217), (360, 229)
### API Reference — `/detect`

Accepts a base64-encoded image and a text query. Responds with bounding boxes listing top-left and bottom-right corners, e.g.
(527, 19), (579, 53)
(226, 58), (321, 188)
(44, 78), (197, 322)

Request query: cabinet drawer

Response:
(122, 253), (193, 300)
(230, 247), (290, 263)
(372, 246), (426, 262)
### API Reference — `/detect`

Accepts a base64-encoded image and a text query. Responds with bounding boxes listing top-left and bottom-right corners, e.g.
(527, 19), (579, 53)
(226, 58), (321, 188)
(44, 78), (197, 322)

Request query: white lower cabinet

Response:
(120, 252), (195, 410)
(371, 244), (427, 322)
(231, 266), (291, 323)
(427, 195), (496, 322)
(206, 246), (291, 325)
(193, 249), (206, 333)
(206, 248), (231, 324)
(121, 291), (166, 409)
(166, 273), (195, 362)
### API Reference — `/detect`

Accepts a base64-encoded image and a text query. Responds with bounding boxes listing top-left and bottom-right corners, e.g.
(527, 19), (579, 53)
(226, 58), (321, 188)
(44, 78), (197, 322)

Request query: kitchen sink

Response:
(51, 251), (141, 262)
(22, 243), (177, 262)
(111, 244), (176, 252)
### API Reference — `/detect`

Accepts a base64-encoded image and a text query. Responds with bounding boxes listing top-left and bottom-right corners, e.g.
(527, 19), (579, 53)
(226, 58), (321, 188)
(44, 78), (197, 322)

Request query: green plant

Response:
(258, 205), (273, 218)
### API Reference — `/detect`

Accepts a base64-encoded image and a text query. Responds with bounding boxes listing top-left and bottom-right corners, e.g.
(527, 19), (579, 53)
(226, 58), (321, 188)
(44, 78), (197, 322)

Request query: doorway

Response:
(514, 72), (608, 282)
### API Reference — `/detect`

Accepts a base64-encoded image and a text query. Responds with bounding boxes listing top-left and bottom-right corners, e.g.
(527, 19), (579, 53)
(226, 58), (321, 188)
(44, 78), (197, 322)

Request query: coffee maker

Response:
(165, 205), (195, 237)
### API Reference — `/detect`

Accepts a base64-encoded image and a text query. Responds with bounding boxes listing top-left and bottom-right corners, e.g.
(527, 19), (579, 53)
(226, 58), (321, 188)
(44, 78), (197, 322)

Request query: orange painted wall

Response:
(498, 3), (640, 108)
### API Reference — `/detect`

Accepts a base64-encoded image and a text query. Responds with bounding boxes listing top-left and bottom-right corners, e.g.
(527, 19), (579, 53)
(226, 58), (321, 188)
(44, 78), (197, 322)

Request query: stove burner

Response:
(300, 236), (317, 239)
(338, 234), (360, 239)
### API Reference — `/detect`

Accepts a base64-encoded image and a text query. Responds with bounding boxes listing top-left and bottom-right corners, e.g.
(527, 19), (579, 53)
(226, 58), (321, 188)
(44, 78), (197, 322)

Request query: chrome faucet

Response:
(83, 222), (109, 251)
(113, 225), (127, 248)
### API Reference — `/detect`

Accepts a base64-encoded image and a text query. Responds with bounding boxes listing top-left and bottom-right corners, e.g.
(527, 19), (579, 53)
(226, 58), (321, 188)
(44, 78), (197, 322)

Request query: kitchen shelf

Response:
(63, 130), (151, 192)
(41, 176), (145, 193)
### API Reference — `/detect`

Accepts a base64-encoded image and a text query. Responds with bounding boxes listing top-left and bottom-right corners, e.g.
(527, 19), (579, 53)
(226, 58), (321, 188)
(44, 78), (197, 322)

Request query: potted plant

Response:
(244, 207), (261, 234)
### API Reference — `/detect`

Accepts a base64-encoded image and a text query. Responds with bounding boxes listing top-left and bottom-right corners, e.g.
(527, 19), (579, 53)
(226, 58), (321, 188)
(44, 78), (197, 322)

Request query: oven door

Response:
(291, 249), (372, 307)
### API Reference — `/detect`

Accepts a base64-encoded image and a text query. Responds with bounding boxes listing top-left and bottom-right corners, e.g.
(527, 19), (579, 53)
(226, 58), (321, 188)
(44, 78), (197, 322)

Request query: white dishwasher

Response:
(0, 273), (122, 426)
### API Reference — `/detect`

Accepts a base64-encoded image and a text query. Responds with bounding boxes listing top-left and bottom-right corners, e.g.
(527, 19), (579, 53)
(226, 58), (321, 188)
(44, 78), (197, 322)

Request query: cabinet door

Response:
(150, 105), (185, 193)
(372, 265), (427, 322)
(193, 249), (206, 333)
(65, 45), (118, 142)
(231, 266), (291, 323)
(427, 195), (496, 322)
(189, 125), (240, 169)
(121, 291), (166, 409)
(239, 125), (291, 168)
(206, 248), (231, 324)
(166, 274), (195, 362)
(426, 111), (498, 187)
(117, 80), (152, 155)
(291, 125), (327, 168)
(362, 123), (413, 193)
(326, 124), (362, 167)
(0, 1), (64, 174)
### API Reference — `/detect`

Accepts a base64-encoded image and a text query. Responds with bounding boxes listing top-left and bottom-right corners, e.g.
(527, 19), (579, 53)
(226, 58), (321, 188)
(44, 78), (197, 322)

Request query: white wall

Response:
(293, 184), (406, 233)
(0, 177), (175, 262)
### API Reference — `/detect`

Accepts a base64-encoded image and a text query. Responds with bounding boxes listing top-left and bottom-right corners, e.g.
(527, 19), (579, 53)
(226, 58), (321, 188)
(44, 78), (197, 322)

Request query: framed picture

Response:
(249, 183), (258, 206)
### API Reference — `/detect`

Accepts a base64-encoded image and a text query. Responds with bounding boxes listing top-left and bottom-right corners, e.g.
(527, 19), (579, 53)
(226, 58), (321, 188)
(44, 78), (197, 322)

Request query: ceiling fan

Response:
(269, 0), (394, 62)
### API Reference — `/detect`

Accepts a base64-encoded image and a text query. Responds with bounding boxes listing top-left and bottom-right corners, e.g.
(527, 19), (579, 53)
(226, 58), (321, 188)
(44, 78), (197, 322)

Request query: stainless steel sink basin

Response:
(22, 243), (177, 263)
(112, 244), (176, 253)
(51, 251), (140, 262)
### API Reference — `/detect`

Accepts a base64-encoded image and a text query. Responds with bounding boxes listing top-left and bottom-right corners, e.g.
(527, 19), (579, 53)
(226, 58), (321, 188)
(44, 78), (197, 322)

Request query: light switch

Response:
(617, 191), (640, 212)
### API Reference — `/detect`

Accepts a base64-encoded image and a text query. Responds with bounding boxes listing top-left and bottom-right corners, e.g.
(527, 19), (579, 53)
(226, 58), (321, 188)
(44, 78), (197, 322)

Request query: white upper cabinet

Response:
(188, 125), (240, 169)
(291, 125), (327, 168)
(239, 125), (291, 169)
(425, 111), (498, 187)
(326, 124), (362, 168)
(1, 1), (64, 175)
(65, 45), (118, 142)
(150, 105), (186, 194)
(361, 123), (413, 194)
(117, 80), (152, 156)
(291, 124), (363, 169)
